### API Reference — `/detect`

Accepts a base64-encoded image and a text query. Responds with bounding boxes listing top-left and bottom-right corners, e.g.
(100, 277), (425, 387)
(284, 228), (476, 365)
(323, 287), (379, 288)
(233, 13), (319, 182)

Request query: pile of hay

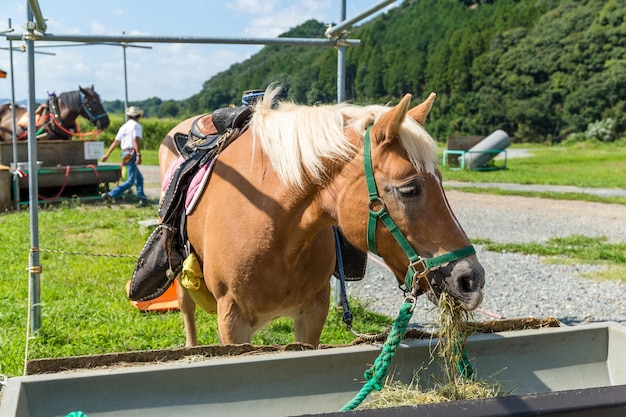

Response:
(362, 292), (508, 409)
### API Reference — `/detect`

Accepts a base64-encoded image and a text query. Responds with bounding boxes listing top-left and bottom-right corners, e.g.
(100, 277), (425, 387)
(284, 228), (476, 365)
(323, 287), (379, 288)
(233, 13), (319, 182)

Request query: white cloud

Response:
(260, 7), (329, 36)
(45, 17), (81, 35)
(112, 43), (260, 100)
(226, 0), (334, 38)
(90, 22), (108, 35)
(229, 0), (281, 15)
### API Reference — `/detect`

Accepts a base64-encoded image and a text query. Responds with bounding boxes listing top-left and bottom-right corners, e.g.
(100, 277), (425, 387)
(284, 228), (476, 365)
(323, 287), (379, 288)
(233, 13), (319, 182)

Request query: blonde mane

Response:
(251, 85), (438, 188)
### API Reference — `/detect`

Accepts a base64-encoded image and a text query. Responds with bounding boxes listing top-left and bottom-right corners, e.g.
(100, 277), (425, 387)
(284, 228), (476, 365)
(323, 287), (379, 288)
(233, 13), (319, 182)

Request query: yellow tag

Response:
(179, 253), (203, 291)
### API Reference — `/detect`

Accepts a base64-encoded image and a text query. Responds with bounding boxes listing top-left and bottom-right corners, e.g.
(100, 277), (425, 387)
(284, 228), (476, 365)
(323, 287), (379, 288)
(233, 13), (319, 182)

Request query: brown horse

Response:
(159, 85), (484, 347)
(0, 85), (110, 141)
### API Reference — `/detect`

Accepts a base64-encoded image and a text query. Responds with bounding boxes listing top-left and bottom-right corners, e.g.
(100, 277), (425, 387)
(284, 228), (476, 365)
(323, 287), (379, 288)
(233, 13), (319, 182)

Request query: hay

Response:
(434, 291), (482, 389)
(362, 292), (508, 409)
(362, 375), (507, 409)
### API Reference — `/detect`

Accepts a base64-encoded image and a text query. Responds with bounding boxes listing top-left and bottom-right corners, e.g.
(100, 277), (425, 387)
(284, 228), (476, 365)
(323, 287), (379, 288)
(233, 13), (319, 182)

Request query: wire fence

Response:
(39, 248), (137, 259)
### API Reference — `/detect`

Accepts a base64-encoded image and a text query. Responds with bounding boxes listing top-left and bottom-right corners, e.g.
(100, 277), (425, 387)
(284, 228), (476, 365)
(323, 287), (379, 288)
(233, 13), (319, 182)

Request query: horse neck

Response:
(54, 92), (81, 126)
(235, 129), (333, 239)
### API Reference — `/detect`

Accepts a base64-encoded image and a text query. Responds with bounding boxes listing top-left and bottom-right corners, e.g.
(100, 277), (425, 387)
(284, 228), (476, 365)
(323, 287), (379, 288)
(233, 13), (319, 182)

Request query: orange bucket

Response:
(125, 280), (179, 312)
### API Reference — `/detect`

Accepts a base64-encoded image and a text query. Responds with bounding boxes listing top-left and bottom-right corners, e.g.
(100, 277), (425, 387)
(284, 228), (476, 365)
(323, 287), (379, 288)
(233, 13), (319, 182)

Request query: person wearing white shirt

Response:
(101, 106), (148, 205)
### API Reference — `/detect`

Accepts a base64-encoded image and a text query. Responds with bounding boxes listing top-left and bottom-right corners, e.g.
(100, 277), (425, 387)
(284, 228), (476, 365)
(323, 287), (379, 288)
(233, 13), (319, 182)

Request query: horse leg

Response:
(293, 286), (331, 347)
(216, 296), (257, 344)
(176, 279), (198, 347)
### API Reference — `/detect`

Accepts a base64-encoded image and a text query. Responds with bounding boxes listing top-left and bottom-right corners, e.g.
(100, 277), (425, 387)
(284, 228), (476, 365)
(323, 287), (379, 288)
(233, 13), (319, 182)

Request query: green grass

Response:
(0, 204), (392, 378)
(440, 141), (626, 189)
(476, 235), (626, 283)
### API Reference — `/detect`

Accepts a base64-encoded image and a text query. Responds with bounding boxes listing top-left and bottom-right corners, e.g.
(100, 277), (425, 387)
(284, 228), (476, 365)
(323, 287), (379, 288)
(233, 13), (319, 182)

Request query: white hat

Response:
(126, 106), (144, 117)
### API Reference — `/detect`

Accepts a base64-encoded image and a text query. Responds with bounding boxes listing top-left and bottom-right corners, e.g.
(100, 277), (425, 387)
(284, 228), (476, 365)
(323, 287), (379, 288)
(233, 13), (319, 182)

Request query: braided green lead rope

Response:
(340, 300), (476, 411)
(340, 298), (415, 411)
(456, 338), (475, 380)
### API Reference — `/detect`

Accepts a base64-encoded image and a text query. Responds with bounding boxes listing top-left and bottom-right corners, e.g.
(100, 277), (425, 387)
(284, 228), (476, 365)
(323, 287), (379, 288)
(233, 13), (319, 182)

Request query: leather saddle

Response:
(173, 106), (252, 160)
(162, 107), (252, 220)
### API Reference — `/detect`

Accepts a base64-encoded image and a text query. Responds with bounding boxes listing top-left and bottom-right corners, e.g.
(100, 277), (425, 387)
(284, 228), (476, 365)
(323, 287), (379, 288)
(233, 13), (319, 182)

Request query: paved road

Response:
(139, 164), (162, 201)
(446, 180), (626, 198)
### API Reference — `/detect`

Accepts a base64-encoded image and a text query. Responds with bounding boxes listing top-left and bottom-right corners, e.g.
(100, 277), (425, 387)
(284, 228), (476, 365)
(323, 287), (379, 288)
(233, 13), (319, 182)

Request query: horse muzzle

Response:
(425, 258), (485, 310)
(96, 115), (111, 130)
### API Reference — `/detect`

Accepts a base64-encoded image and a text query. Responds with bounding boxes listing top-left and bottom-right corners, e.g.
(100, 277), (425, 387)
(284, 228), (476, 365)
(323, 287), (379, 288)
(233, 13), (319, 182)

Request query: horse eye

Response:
(397, 183), (421, 198)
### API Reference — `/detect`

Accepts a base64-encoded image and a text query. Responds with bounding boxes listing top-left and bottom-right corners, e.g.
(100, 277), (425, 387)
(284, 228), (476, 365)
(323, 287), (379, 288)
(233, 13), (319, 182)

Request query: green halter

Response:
(363, 125), (476, 292)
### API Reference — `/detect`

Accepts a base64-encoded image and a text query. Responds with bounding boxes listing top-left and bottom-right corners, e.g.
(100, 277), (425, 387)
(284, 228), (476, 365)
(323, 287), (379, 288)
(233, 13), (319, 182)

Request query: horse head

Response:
(78, 85), (110, 130)
(336, 94), (484, 311)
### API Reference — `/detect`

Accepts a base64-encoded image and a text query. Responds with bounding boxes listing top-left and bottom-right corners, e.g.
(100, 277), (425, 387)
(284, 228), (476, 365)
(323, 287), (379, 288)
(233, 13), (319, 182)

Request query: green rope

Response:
(455, 338), (475, 380)
(340, 298), (415, 411)
(340, 300), (477, 412)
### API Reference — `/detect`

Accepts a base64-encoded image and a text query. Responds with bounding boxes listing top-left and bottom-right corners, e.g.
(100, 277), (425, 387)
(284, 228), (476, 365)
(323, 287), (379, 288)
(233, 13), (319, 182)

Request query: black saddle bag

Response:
(333, 227), (368, 281)
(129, 224), (184, 301)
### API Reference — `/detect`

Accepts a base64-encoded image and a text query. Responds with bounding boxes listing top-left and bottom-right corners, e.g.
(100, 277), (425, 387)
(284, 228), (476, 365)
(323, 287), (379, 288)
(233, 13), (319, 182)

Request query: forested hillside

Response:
(113, 0), (626, 143)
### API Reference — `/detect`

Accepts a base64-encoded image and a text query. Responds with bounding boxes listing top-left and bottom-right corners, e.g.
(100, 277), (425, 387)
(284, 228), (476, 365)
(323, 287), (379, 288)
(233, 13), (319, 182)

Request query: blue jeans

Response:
(108, 151), (147, 199)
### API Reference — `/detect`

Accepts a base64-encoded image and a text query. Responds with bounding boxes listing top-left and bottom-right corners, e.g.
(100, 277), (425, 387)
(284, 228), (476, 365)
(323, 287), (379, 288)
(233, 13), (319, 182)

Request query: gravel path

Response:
(345, 190), (626, 329)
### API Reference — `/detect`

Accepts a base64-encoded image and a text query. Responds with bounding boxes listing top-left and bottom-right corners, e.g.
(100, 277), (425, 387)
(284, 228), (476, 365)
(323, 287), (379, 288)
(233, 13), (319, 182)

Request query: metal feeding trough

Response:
(1, 322), (625, 417)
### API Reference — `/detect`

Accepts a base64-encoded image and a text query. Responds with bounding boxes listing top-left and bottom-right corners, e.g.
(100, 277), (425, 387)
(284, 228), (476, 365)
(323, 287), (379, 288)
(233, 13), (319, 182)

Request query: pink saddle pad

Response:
(162, 157), (215, 214)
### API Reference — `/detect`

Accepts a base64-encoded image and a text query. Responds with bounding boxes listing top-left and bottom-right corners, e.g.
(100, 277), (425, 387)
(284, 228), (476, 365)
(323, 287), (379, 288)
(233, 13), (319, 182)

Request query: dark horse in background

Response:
(0, 85), (110, 141)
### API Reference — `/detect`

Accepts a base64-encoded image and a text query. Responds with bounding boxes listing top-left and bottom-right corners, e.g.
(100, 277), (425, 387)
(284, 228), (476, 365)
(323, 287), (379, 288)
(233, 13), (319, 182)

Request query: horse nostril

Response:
(458, 274), (476, 292)
(452, 261), (485, 293)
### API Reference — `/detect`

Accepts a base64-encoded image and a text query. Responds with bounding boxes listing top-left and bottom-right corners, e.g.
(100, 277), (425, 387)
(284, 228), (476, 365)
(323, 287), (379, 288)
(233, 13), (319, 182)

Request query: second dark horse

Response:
(0, 85), (110, 141)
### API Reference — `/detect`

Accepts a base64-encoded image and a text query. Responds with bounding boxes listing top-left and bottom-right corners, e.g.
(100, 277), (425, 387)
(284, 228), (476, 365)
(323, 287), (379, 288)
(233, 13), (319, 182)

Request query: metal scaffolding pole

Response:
(5, 32), (361, 48)
(325, 0), (397, 38)
(7, 19), (21, 210)
(24, 5), (42, 333)
(333, 0), (348, 307)
(122, 35), (129, 121)
(26, 0), (46, 34)
(337, 0), (347, 104)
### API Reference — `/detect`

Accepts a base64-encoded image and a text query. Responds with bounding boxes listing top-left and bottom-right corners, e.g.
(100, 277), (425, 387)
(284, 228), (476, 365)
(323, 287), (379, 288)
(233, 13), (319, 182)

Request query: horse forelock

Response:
(398, 119), (439, 175)
(347, 103), (438, 173)
(252, 87), (438, 188)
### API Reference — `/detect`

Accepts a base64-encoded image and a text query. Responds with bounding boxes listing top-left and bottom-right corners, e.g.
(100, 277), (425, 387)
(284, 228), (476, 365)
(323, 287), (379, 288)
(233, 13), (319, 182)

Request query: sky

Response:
(1, 1), (398, 102)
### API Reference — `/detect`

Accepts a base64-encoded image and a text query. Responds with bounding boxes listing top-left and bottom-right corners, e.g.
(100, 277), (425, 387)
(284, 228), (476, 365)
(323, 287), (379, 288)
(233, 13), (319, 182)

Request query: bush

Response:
(79, 115), (181, 150)
(586, 118), (615, 142)
(565, 118), (616, 143)
(140, 117), (181, 150)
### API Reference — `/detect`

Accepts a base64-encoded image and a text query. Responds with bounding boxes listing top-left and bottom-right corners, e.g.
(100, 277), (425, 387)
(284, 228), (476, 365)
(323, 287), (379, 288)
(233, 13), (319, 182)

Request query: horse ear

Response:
(407, 92), (436, 126)
(374, 94), (412, 144)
